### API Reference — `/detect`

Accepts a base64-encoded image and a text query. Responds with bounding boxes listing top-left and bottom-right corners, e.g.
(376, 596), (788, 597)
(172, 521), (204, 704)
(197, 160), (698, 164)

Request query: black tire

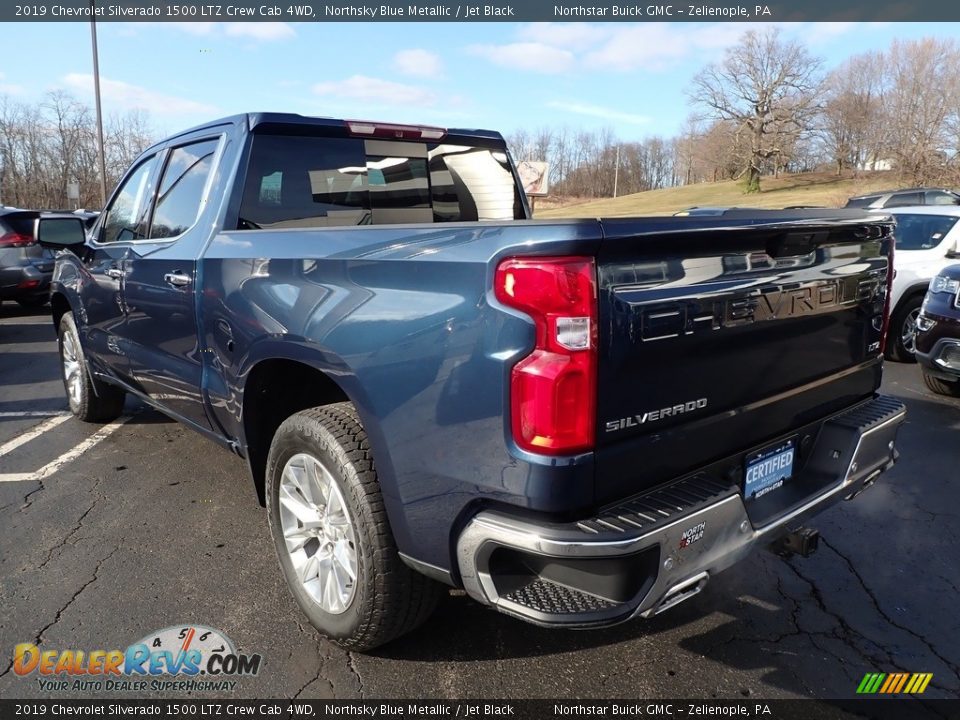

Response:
(265, 402), (442, 651)
(16, 295), (48, 309)
(886, 295), (923, 363)
(58, 313), (126, 422)
(922, 370), (960, 397)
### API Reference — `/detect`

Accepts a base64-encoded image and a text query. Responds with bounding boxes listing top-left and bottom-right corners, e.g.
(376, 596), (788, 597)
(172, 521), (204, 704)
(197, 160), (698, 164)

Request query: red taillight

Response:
(495, 256), (597, 455)
(879, 234), (896, 354)
(346, 120), (446, 141)
(0, 232), (34, 248)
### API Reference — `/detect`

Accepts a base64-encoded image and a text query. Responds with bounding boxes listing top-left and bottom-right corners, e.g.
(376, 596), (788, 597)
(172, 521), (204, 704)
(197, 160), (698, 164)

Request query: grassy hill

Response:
(534, 171), (899, 218)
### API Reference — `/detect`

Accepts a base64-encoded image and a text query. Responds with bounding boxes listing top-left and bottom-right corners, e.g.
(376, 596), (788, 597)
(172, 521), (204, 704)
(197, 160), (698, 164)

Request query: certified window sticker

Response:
(12, 625), (262, 693)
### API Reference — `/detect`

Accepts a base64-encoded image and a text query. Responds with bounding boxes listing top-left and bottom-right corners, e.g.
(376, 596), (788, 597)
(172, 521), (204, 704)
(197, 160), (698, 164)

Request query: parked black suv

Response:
(916, 264), (960, 396)
(0, 208), (54, 308)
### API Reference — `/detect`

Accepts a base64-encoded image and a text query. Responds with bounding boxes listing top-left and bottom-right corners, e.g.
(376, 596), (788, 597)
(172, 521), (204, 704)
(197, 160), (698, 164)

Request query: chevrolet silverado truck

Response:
(40, 113), (906, 651)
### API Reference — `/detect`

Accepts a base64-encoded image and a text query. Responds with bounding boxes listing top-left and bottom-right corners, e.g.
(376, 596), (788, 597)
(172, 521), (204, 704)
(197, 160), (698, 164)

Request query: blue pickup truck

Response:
(40, 113), (906, 650)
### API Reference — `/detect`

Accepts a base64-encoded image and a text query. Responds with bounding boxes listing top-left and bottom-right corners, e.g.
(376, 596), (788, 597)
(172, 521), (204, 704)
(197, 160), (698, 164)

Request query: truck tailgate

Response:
(594, 214), (893, 505)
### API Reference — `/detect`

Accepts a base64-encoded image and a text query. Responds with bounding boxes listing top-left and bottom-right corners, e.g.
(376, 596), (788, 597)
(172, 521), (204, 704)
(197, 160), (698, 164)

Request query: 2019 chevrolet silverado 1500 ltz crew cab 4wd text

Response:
(41, 114), (906, 651)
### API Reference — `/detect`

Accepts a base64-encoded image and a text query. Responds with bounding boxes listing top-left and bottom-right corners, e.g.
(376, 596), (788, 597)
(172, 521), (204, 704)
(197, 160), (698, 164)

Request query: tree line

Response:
(0, 91), (153, 210)
(510, 32), (960, 198)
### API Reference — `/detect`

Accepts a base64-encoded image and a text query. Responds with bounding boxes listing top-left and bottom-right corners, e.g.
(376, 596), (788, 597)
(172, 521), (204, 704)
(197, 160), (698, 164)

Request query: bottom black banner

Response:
(0, 699), (953, 720)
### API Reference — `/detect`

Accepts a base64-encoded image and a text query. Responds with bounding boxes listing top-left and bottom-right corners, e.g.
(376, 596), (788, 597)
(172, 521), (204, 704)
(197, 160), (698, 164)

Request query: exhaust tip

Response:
(652, 571), (710, 616)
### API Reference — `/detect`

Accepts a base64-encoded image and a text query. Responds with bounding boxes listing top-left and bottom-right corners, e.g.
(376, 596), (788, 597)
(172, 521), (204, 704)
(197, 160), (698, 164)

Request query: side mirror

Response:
(946, 239), (960, 259)
(35, 217), (87, 250)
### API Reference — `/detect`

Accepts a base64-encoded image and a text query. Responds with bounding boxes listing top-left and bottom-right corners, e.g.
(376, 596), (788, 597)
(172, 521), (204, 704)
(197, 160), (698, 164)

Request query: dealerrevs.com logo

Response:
(12, 625), (262, 693)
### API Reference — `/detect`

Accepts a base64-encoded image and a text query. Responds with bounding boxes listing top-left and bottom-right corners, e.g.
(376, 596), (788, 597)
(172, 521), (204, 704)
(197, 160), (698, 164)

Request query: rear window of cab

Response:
(237, 134), (524, 229)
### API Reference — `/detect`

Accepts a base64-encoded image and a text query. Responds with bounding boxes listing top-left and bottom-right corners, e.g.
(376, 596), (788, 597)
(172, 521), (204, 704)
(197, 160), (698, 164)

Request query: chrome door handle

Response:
(105, 267), (123, 279)
(164, 272), (191, 287)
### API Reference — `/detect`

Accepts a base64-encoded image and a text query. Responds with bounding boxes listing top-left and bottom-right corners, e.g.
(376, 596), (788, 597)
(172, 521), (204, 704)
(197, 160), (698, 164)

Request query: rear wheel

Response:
(58, 313), (126, 422)
(265, 403), (442, 651)
(886, 295), (923, 363)
(922, 370), (960, 397)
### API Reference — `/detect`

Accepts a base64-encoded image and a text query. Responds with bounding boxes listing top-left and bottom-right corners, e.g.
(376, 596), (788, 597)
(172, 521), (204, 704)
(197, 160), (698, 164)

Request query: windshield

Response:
(892, 214), (959, 251)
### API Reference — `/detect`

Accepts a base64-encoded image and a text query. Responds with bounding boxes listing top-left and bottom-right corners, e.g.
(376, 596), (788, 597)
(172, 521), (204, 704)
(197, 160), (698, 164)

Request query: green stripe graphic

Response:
(868, 673), (887, 693)
(856, 674), (873, 693)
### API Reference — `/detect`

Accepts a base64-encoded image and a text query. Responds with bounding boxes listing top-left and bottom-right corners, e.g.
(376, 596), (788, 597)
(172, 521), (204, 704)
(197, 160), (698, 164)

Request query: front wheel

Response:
(886, 296), (923, 363)
(265, 403), (442, 651)
(922, 370), (960, 397)
(58, 313), (126, 422)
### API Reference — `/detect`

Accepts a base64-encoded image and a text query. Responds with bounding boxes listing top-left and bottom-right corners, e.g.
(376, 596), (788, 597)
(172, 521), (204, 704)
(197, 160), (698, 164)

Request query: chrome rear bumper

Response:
(456, 395), (906, 627)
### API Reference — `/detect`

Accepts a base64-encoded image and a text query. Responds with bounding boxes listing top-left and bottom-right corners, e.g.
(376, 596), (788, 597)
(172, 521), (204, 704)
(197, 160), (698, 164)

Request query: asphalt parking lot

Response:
(0, 301), (958, 703)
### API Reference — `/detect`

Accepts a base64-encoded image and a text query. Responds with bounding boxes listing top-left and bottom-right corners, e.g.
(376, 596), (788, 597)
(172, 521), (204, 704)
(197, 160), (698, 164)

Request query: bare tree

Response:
(690, 28), (823, 192)
(819, 52), (886, 175)
(0, 92), (154, 209)
(883, 38), (960, 184)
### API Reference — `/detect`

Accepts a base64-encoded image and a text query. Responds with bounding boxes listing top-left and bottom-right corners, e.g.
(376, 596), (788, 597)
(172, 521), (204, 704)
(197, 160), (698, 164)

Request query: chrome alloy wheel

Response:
(61, 328), (83, 407)
(278, 452), (358, 614)
(902, 307), (921, 355)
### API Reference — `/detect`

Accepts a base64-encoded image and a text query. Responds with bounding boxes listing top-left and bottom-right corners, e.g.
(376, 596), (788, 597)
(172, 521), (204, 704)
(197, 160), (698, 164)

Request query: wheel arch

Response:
(236, 342), (393, 510)
(50, 291), (72, 333)
(891, 283), (930, 317)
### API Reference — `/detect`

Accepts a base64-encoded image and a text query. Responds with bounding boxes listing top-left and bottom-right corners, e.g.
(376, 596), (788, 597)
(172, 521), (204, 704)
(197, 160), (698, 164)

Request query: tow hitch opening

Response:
(770, 527), (820, 558)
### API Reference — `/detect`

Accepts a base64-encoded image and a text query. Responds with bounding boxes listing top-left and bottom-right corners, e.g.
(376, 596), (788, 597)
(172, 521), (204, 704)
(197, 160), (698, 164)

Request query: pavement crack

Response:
(0, 548), (119, 681)
(291, 665), (323, 700)
(346, 651), (364, 698)
(820, 537), (960, 677)
(37, 478), (103, 570)
(783, 559), (899, 670)
(20, 479), (45, 512)
(36, 547), (119, 646)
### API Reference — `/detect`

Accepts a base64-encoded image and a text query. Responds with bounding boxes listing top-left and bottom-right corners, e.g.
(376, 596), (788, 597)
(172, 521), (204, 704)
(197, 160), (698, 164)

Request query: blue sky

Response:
(1, 21), (956, 141)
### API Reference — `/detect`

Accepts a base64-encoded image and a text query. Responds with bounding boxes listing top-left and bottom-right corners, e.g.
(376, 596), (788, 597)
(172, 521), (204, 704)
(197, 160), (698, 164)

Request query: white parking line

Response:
(0, 318), (51, 326)
(0, 413), (72, 457)
(0, 411), (67, 418)
(0, 415), (132, 483)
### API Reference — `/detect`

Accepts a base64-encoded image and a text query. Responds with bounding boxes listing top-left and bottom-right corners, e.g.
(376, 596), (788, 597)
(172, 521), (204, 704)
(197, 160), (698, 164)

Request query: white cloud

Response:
(518, 23), (609, 52)
(166, 22), (294, 41)
(470, 22), (877, 77)
(224, 22), (295, 41)
(0, 71), (24, 95)
(583, 25), (689, 71)
(169, 22), (217, 36)
(798, 22), (863, 45)
(547, 101), (651, 126)
(312, 75), (437, 107)
(62, 73), (218, 116)
(393, 49), (444, 79)
(467, 42), (575, 74)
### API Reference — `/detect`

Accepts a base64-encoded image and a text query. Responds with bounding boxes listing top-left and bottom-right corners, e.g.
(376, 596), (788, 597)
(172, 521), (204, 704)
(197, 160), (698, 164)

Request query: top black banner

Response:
(4, 0), (959, 23)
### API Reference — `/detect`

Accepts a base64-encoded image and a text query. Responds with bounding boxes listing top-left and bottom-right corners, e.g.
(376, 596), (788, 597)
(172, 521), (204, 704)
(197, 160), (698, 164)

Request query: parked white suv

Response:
(884, 206), (960, 361)
(846, 187), (960, 210)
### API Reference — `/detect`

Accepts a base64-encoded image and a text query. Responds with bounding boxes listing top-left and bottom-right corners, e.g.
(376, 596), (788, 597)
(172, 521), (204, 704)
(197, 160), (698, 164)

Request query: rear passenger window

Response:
(925, 191), (960, 206)
(845, 196), (879, 208)
(237, 133), (523, 229)
(150, 138), (220, 239)
(883, 192), (923, 208)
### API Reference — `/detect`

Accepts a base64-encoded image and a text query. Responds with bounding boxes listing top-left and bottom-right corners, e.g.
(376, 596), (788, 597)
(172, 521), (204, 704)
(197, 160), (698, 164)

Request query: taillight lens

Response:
(0, 232), (35, 248)
(495, 256), (597, 455)
(879, 235), (895, 354)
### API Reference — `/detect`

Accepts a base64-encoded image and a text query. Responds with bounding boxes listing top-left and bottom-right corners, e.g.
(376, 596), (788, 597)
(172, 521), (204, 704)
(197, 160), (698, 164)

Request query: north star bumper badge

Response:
(679, 521), (706, 549)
